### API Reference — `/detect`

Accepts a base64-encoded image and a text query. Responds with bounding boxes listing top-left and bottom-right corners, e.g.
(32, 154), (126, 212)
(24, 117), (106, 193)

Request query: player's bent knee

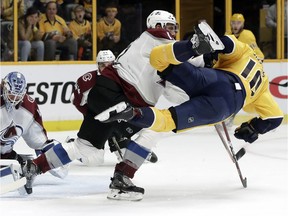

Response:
(74, 138), (105, 166)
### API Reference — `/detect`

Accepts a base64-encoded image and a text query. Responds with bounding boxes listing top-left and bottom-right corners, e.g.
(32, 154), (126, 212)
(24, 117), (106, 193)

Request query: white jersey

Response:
(1, 94), (48, 155)
(115, 29), (175, 105)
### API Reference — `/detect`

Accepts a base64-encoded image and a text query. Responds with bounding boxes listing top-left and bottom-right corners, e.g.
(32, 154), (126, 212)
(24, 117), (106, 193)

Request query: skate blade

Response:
(198, 21), (225, 50)
(95, 102), (127, 122)
(107, 189), (143, 201)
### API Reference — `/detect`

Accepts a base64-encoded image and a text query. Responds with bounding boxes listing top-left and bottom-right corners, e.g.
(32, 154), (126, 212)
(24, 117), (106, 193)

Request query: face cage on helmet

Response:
(164, 23), (179, 34)
(3, 83), (26, 110)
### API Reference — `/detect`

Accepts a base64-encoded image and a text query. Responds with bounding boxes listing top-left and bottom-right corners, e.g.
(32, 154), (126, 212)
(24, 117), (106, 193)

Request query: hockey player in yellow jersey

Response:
(227, 13), (264, 60)
(96, 21), (283, 144)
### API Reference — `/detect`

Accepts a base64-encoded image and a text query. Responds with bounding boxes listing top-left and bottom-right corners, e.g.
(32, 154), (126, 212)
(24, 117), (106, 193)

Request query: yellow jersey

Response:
(39, 14), (69, 37)
(213, 35), (283, 119)
(69, 19), (91, 40)
(225, 29), (264, 60)
(97, 17), (121, 41)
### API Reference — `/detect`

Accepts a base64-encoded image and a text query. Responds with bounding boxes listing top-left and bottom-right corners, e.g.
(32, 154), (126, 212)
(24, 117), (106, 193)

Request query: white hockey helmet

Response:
(146, 10), (177, 29)
(96, 50), (115, 63)
(2, 71), (27, 111)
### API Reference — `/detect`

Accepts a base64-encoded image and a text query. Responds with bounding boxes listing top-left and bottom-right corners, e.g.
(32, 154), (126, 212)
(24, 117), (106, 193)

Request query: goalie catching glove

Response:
(234, 118), (259, 143)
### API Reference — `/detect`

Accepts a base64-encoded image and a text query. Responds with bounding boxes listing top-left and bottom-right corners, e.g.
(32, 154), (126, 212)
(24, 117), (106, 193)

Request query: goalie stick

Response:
(0, 160), (27, 195)
(214, 122), (247, 188)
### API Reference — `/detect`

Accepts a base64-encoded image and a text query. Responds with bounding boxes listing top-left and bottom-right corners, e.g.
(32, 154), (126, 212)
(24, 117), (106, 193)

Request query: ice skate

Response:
(107, 172), (144, 201)
(191, 21), (225, 55)
(21, 159), (40, 194)
(95, 102), (136, 123)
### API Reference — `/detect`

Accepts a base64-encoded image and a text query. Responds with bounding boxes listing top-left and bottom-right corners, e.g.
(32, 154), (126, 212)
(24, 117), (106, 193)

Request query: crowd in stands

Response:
(0, 0), (122, 62)
(1, 0), (285, 62)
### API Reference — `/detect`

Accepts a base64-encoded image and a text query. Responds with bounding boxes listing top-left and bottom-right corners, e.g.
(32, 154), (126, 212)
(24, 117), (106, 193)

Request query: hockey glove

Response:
(234, 121), (259, 143)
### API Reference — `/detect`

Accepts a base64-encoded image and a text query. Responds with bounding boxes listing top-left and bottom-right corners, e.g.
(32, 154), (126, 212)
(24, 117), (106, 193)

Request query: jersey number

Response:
(240, 59), (262, 96)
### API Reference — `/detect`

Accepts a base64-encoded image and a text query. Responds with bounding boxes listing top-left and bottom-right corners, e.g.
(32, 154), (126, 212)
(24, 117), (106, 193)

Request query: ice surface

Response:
(1, 124), (287, 216)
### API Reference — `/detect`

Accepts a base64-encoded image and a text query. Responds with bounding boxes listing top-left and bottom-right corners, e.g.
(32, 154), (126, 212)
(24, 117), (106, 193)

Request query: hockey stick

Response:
(221, 122), (247, 188)
(215, 124), (234, 162)
(215, 122), (247, 188)
(0, 164), (27, 195)
(111, 136), (124, 160)
(0, 177), (26, 195)
(269, 81), (288, 87)
(215, 124), (246, 161)
(221, 123), (246, 161)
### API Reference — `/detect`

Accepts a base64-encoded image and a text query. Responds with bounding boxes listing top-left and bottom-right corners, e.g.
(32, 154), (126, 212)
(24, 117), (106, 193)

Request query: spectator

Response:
(266, 0), (287, 58)
(38, 1), (77, 60)
(1, 0), (24, 21)
(80, 0), (92, 21)
(18, 7), (44, 61)
(69, 4), (92, 60)
(227, 13), (264, 60)
(97, 4), (121, 56)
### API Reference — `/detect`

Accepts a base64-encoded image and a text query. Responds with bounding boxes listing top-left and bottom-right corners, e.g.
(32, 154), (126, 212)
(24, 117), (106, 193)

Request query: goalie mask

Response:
(2, 71), (27, 112)
(146, 10), (178, 35)
(96, 50), (115, 71)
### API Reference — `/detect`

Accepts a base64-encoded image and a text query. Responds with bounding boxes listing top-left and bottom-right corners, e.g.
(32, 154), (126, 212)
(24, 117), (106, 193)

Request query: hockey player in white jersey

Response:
(21, 10), (184, 200)
(70, 50), (157, 162)
(0, 71), (68, 194)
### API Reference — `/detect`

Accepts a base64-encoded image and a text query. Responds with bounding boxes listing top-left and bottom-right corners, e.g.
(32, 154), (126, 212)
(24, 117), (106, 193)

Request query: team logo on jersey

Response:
(0, 122), (23, 149)
(82, 73), (93, 82)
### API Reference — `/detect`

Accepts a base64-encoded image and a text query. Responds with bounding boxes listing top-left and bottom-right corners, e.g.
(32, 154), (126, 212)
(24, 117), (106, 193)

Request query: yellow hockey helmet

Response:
(231, 13), (245, 22)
